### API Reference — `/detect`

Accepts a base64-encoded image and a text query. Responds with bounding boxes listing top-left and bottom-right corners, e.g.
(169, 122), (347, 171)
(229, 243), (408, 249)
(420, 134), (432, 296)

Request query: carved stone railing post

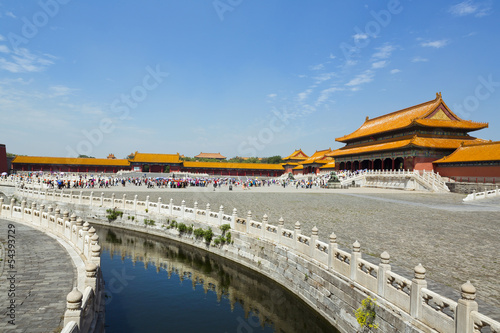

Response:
(39, 204), (45, 225)
(194, 202), (198, 221)
(79, 191), (83, 204)
(133, 194), (138, 212)
(277, 217), (284, 240)
(101, 192), (104, 206)
(261, 214), (268, 238)
(64, 288), (83, 329)
(123, 194), (127, 210)
(350, 241), (361, 281)
(73, 217), (83, 245)
(31, 202), (37, 223)
(377, 251), (391, 298)
(21, 199), (26, 219)
(111, 193), (116, 207)
(410, 263), (427, 319)
(218, 205), (224, 226)
(328, 232), (337, 270)
(89, 191), (93, 207)
(311, 226), (319, 257)
(182, 200), (186, 218)
(158, 197), (162, 214)
(145, 195), (149, 211)
(294, 222), (301, 250)
(231, 208), (237, 229)
(169, 198), (174, 216)
(455, 281), (478, 333)
(246, 211), (251, 233)
(10, 198), (14, 218)
(85, 262), (98, 290)
(206, 203), (211, 224)
(0, 197), (3, 216)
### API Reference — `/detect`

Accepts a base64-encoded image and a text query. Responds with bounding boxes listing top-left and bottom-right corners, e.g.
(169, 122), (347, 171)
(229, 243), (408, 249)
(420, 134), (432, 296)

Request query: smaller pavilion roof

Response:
(433, 140), (500, 164)
(194, 152), (226, 159)
(284, 149), (308, 161)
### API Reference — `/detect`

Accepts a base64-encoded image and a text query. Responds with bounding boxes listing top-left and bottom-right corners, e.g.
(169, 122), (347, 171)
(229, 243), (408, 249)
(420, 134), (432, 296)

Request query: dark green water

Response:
(96, 226), (339, 333)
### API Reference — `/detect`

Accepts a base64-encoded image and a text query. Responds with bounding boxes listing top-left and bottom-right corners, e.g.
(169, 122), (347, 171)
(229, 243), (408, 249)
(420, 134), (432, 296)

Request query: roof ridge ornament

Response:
(436, 92), (442, 99)
(365, 116), (369, 122)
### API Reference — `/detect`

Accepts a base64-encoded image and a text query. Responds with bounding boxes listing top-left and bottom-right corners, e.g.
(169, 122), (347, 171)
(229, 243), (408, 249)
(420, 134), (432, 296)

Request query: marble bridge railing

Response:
(341, 169), (450, 192)
(463, 187), (500, 202)
(14, 186), (500, 333)
(0, 196), (104, 333)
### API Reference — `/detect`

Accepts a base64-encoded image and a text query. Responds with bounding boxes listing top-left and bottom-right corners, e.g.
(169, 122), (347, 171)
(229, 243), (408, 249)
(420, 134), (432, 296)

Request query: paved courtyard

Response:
(0, 220), (75, 332)
(78, 185), (500, 319)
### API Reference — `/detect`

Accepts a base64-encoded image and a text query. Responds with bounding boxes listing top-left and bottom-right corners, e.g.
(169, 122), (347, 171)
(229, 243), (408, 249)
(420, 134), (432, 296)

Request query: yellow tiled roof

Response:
(433, 140), (500, 163)
(284, 149), (308, 160)
(336, 93), (488, 142)
(301, 148), (332, 164)
(194, 152), (226, 159)
(183, 161), (284, 170)
(319, 161), (336, 169)
(131, 153), (180, 163)
(293, 165), (304, 170)
(12, 156), (130, 166)
(328, 136), (481, 157)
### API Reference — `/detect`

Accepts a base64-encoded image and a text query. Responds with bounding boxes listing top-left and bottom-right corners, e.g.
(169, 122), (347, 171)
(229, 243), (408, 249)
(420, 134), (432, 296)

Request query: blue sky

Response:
(0, 0), (499, 159)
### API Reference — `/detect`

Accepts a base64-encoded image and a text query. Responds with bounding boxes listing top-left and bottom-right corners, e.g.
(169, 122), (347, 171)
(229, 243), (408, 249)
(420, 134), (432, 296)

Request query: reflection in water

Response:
(97, 226), (339, 333)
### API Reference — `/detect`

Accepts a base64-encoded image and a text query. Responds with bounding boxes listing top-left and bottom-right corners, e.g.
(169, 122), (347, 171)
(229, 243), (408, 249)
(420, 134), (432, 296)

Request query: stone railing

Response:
(463, 187), (500, 202)
(15, 187), (500, 333)
(0, 197), (104, 333)
(340, 169), (450, 192)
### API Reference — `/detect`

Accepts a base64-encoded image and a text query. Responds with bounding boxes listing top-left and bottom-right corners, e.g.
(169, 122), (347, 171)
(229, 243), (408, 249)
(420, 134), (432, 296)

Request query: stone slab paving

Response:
(72, 185), (500, 320)
(0, 219), (75, 332)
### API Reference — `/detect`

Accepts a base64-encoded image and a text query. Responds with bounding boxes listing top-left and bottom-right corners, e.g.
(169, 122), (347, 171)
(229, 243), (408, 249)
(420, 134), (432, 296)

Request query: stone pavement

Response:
(0, 219), (75, 333)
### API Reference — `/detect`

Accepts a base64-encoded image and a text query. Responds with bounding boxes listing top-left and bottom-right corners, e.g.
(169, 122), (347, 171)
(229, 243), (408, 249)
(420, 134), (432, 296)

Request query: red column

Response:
(391, 159), (395, 170)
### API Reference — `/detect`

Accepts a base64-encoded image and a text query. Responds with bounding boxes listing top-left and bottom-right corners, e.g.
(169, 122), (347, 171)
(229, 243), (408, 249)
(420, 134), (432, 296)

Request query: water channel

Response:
(96, 226), (339, 332)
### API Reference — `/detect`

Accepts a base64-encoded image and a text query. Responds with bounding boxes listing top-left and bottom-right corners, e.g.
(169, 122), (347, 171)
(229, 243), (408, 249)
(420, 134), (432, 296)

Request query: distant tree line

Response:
(180, 155), (283, 164)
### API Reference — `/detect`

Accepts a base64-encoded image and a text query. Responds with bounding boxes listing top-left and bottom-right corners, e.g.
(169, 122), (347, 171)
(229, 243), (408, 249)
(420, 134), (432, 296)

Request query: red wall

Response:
(434, 165), (500, 178)
(0, 144), (7, 173)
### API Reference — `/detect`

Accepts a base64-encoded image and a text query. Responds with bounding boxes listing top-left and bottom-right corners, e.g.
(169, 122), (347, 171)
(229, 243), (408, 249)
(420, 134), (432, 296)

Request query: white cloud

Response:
(6, 11), (16, 19)
(372, 44), (395, 60)
(372, 61), (387, 69)
(412, 56), (429, 63)
(390, 69), (401, 74)
(313, 72), (336, 84)
(353, 33), (368, 42)
(49, 85), (77, 97)
(297, 89), (313, 101)
(420, 39), (449, 48)
(345, 70), (374, 87)
(0, 35), (5, 41)
(449, 0), (492, 17)
(0, 48), (54, 73)
(0, 45), (10, 53)
(316, 87), (343, 105)
(267, 93), (277, 98)
(310, 63), (324, 71)
(297, 74), (307, 78)
(329, 54), (336, 59)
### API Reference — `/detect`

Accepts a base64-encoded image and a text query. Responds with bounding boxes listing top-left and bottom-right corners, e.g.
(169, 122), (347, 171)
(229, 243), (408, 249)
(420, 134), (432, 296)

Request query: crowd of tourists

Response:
(1, 170), (357, 191)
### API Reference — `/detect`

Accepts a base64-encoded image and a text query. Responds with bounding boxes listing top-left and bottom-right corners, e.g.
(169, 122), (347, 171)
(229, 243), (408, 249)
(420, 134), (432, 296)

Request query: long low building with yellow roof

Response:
(433, 141), (500, 179)
(327, 93), (488, 171)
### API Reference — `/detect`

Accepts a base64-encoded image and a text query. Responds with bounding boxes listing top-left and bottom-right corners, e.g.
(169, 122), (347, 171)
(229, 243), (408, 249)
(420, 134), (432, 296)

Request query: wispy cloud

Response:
(0, 45), (10, 53)
(267, 93), (277, 98)
(0, 35), (5, 42)
(353, 33), (368, 42)
(372, 43), (395, 60)
(346, 70), (374, 87)
(316, 87), (343, 105)
(297, 88), (313, 101)
(449, 0), (492, 17)
(310, 63), (324, 71)
(420, 39), (449, 48)
(0, 48), (55, 73)
(313, 72), (336, 84)
(390, 69), (401, 74)
(49, 85), (77, 98)
(412, 56), (429, 63)
(372, 60), (387, 69)
(6, 11), (16, 19)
